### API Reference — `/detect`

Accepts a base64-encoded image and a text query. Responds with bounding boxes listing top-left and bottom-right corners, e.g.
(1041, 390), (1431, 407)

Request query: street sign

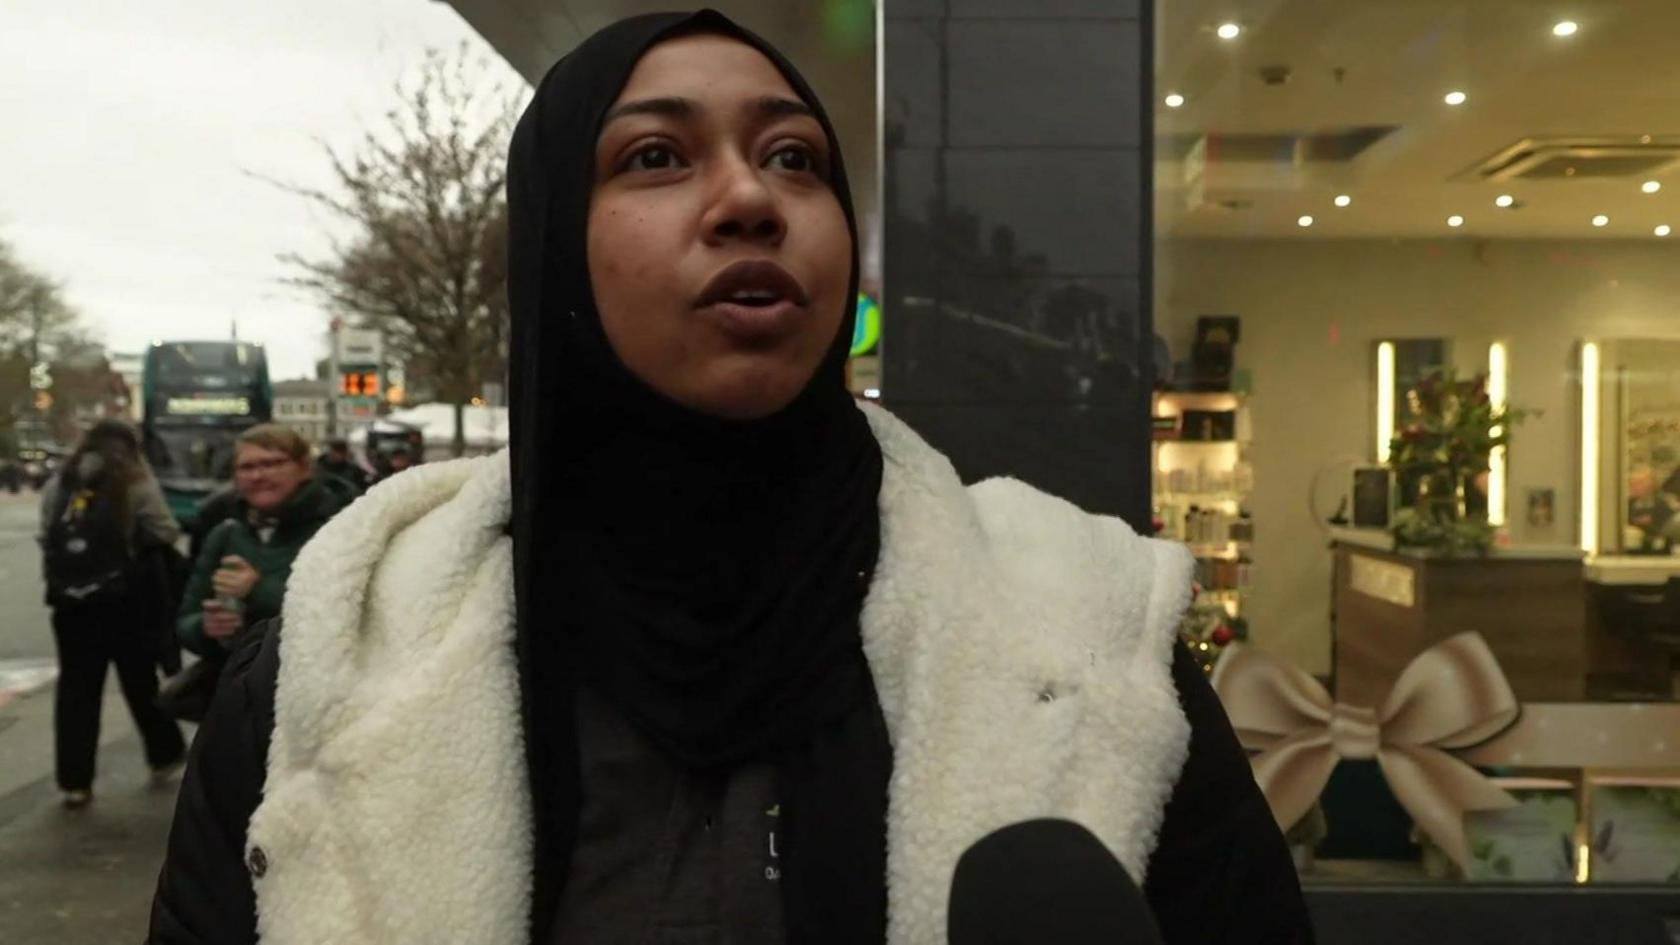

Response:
(336, 328), (383, 365)
(340, 396), (381, 419)
(340, 370), (381, 397)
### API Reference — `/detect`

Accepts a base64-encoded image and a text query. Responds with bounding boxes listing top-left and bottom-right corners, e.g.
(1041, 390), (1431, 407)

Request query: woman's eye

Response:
(626, 145), (680, 172)
(768, 146), (821, 175)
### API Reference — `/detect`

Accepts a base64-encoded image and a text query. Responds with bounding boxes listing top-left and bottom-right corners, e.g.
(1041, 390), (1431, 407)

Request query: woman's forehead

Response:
(238, 444), (288, 459)
(614, 33), (801, 110)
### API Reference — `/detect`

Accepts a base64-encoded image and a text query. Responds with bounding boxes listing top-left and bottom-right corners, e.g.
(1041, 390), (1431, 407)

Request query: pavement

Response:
(0, 488), (183, 944)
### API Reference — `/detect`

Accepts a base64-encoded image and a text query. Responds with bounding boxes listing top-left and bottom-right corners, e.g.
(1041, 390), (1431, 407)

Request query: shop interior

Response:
(1153, 0), (1680, 886)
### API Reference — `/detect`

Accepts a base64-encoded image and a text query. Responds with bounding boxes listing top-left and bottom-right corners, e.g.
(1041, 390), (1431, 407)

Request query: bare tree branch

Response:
(270, 46), (521, 456)
(0, 233), (110, 447)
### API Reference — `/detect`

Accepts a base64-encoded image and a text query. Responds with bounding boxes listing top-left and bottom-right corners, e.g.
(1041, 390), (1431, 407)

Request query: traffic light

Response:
(340, 371), (381, 397)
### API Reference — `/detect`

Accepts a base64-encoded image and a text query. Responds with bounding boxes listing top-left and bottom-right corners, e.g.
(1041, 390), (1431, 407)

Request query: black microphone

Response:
(948, 818), (1165, 945)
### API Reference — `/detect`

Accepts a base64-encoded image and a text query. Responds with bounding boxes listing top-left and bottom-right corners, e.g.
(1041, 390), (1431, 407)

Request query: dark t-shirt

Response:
(553, 646), (1314, 945)
(552, 686), (786, 945)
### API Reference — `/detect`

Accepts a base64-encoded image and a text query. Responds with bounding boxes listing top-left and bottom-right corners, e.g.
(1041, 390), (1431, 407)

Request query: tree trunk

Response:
(452, 399), (466, 458)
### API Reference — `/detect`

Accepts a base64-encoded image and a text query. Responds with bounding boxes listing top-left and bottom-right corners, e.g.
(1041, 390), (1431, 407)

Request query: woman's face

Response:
(588, 33), (852, 421)
(234, 444), (309, 513)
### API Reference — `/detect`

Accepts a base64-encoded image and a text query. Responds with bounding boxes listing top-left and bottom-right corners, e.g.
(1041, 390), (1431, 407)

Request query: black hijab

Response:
(506, 10), (889, 944)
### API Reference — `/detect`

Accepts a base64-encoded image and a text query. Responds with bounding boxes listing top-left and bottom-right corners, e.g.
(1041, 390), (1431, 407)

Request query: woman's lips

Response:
(700, 298), (805, 342)
(696, 259), (810, 309)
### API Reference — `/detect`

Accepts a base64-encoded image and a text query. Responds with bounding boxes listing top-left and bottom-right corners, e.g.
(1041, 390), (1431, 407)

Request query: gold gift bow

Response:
(1209, 632), (1520, 870)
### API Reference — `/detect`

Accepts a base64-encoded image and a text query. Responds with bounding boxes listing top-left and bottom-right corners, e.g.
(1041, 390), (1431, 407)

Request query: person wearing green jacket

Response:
(177, 425), (344, 657)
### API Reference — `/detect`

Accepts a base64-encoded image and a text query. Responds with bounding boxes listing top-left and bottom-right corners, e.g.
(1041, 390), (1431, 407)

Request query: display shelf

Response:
(1156, 387), (1255, 666)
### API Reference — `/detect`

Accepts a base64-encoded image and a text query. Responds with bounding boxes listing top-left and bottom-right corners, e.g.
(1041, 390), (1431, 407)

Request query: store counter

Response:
(1331, 534), (1680, 704)
(1329, 532), (1589, 706)
(1585, 554), (1680, 585)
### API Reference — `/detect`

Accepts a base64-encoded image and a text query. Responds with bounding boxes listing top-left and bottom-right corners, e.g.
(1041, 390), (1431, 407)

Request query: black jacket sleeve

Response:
(147, 622), (280, 945)
(1144, 643), (1316, 945)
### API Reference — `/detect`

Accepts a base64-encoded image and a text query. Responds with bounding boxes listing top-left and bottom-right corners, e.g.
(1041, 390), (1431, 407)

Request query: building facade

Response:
(273, 379), (332, 449)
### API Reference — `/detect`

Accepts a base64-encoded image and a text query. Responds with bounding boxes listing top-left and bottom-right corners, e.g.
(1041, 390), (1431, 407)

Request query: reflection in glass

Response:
(1613, 342), (1680, 554)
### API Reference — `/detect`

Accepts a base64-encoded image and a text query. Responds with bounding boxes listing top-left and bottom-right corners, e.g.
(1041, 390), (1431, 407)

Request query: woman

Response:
(175, 425), (342, 658)
(39, 419), (185, 808)
(151, 11), (1310, 944)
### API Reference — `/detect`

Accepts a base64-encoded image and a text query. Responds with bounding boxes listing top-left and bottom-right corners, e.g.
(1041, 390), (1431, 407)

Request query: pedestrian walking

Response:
(176, 425), (342, 661)
(150, 11), (1311, 945)
(370, 443), (415, 485)
(39, 419), (185, 809)
(315, 436), (369, 497)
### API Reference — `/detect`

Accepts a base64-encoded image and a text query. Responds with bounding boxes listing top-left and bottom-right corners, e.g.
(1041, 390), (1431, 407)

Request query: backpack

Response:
(43, 485), (132, 608)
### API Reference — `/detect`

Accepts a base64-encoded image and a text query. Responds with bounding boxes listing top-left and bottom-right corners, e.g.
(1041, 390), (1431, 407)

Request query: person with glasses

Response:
(175, 425), (344, 659)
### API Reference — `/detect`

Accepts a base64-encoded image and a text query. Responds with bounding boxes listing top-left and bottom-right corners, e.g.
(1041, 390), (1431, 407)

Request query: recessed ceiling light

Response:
(1643, 180), (1662, 194)
(1657, 225), (1673, 237)
(1297, 215), (1315, 228)
(1334, 195), (1352, 208)
(1217, 22), (1242, 40)
(1495, 194), (1516, 208)
(1447, 215), (1465, 228)
(1444, 90), (1468, 106)
(1592, 214), (1611, 227)
(1164, 93), (1186, 108)
(1553, 21), (1580, 37)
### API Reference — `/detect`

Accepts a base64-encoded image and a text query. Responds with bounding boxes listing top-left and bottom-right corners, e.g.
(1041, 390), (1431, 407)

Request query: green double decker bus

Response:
(140, 340), (274, 526)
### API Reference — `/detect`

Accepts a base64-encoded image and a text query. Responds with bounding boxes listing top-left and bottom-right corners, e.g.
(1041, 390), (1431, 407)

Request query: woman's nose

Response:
(704, 160), (785, 247)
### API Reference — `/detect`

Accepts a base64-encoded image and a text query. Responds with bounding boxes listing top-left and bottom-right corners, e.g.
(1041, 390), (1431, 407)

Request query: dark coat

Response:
(316, 456), (370, 494)
(146, 630), (1312, 944)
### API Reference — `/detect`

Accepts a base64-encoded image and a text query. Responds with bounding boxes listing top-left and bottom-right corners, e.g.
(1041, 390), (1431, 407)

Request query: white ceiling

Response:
(1156, 0), (1680, 239)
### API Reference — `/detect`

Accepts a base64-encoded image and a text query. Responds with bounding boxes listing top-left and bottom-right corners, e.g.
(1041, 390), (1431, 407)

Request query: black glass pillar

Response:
(881, 0), (1153, 529)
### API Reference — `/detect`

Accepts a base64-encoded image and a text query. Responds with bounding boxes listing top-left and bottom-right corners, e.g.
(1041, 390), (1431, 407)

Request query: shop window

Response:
(1155, 0), (1680, 890)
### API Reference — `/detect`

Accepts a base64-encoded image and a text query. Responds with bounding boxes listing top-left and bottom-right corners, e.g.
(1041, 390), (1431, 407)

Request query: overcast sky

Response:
(0, 0), (527, 379)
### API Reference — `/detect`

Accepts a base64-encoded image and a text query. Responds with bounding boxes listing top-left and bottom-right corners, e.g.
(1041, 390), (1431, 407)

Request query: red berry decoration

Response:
(1210, 624), (1235, 647)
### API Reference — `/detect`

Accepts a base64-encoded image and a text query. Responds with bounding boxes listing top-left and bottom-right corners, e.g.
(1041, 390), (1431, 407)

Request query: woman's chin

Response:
(691, 370), (813, 421)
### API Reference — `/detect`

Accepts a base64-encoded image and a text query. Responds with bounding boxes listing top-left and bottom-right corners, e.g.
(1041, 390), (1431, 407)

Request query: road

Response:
(0, 488), (181, 944)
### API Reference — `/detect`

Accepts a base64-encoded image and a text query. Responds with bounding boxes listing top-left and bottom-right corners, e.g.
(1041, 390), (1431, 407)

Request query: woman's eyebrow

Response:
(603, 96), (696, 126)
(754, 96), (816, 121)
(601, 95), (816, 128)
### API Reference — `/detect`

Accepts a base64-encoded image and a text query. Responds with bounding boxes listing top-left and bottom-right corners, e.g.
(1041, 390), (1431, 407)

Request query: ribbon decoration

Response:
(1210, 632), (1521, 870)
